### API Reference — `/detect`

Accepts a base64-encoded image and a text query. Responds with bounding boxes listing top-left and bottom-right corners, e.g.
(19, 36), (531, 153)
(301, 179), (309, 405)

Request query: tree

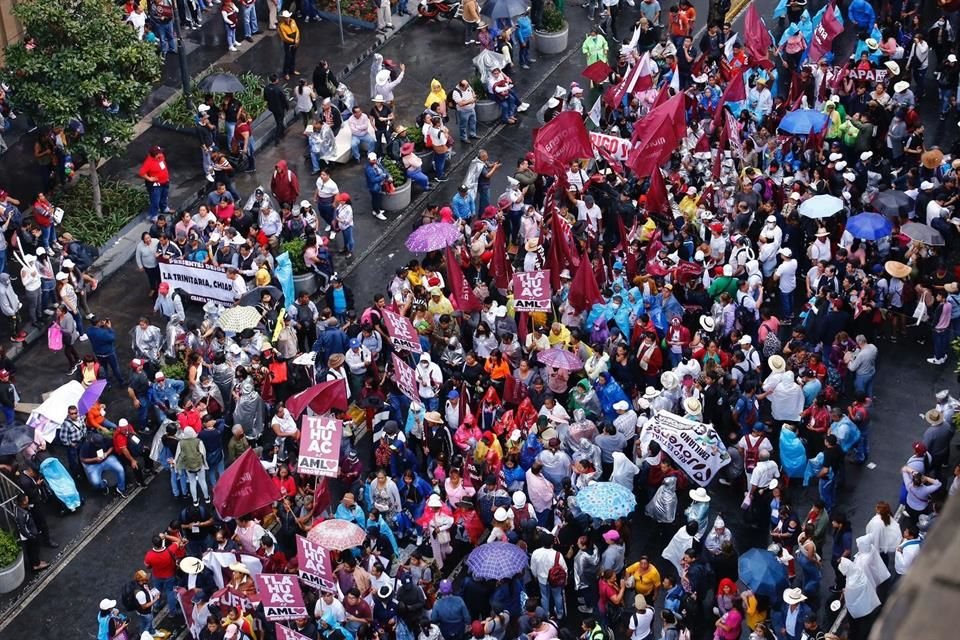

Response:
(2, 0), (160, 216)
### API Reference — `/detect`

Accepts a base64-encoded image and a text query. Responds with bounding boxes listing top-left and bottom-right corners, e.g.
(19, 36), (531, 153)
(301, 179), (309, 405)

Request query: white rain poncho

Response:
(838, 557), (881, 619)
(610, 451), (639, 491)
(645, 474), (678, 524)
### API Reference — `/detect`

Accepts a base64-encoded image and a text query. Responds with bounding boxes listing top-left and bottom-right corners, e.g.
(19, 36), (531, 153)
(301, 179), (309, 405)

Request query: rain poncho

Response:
(684, 500), (710, 536)
(40, 456), (81, 510)
(595, 373), (629, 422)
(233, 377), (265, 438)
(424, 79), (447, 110)
(829, 415), (860, 454)
(838, 557), (881, 619)
(662, 522), (697, 573)
(779, 427), (808, 479)
(572, 437), (603, 473)
(854, 533), (890, 588)
(0, 273), (20, 316)
(568, 379), (602, 418)
(610, 452), (639, 491)
(133, 323), (164, 363)
(645, 474), (678, 524)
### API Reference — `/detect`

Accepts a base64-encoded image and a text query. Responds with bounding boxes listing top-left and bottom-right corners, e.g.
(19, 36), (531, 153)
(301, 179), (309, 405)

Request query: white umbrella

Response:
(28, 380), (85, 443)
(799, 194), (843, 219)
(216, 306), (263, 332)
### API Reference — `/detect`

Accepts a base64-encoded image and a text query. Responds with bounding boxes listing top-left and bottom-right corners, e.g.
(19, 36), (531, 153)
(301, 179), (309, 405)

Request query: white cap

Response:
(778, 247), (793, 257)
(790, 192), (801, 201)
(722, 264), (733, 277)
(949, 54), (958, 63)
(367, 152), (378, 161)
(766, 215), (777, 223)
(843, 172), (856, 181)
(55, 272), (68, 281)
(739, 335), (752, 345)
(547, 97), (559, 108)
(860, 151), (873, 161)
(62, 259), (75, 269)
(493, 507), (509, 522)
(921, 181), (935, 191)
(686, 186), (697, 195)
(427, 494), (443, 508)
(198, 104), (210, 113)
(829, 153), (842, 162)
(118, 419), (129, 427)
(300, 200), (312, 209)
(835, 160), (847, 170)
(613, 400), (629, 411)
(100, 599), (117, 611)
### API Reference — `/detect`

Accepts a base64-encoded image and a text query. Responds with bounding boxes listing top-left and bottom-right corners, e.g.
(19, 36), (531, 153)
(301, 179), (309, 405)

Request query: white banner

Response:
(639, 411), (731, 487)
(158, 259), (234, 304)
(589, 131), (632, 162)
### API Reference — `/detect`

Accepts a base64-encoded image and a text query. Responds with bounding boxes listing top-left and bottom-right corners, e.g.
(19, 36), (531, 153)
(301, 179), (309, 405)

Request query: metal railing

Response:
(0, 471), (24, 532)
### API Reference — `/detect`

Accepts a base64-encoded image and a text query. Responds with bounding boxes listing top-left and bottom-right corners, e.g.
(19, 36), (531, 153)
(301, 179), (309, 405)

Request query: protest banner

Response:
(255, 574), (308, 621)
(210, 587), (254, 613)
(296, 535), (336, 591)
(512, 270), (552, 312)
(391, 353), (420, 402)
(297, 415), (342, 477)
(158, 259), (234, 303)
(276, 624), (314, 640)
(382, 308), (422, 353)
(588, 131), (631, 162)
(638, 411), (731, 486)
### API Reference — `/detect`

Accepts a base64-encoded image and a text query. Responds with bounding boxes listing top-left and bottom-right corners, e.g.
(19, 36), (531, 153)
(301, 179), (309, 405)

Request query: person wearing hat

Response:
(363, 148), (391, 221)
(892, 79), (915, 108)
(774, 246), (798, 319)
(138, 145), (171, 221)
(780, 587), (812, 640)
(400, 140), (431, 192)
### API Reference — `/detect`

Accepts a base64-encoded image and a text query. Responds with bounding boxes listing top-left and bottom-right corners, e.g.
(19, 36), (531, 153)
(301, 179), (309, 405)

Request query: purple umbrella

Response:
(537, 347), (584, 370)
(78, 379), (108, 415)
(405, 222), (461, 253)
(466, 542), (529, 580)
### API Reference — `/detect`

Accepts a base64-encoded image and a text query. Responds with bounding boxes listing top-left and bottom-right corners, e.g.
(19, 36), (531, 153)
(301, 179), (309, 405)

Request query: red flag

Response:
(694, 129), (711, 152)
(744, 5), (774, 71)
(313, 477), (331, 516)
(616, 211), (630, 251)
(490, 224), (512, 289)
(568, 251), (604, 313)
(713, 69), (747, 127)
(213, 448), (282, 518)
(627, 109), (680, 177)
(546, 208), (580, 290)
(651, 83), (671, 109)
(807, 2), (844, 63)
(606, 53), (654, 107)
(593, 140), (625, 176)
(533, 111), (594, 176)
(444, 248), (483, 313)
(502, 374), (528, 405)
(712, 121), (729, 179)
(582, 60), (613, 84)
(286, 379), (349, 420)
(645, 169), (669, 214)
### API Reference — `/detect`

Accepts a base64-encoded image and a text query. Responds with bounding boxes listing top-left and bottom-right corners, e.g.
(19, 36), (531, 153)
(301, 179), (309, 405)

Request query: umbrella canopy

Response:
(738, 548), (788, 600)
(307, 519), (367, 551)
(582, 60), (613, 84)
(799, 194), (843, 219)
(240, 285), (284, 307)
(198, 72), (245, 94)
(286, 379), (350, 419)
(536, 347), (584, 370)
(405, 223), (462, 253)
(217, 306), (263, 332)
(28, 380), (85, 442)
(480, 0), (529, 19)
(778, 109), (829, 135)
(466, 542), (529, 580)
(901, 222), (945, 246)
(873, 190), (914, 218)
(78, 379), (108, 415)
(0, 424), (37, 456)
(575, 482), (637, 519)
(845, 213), (892, 241)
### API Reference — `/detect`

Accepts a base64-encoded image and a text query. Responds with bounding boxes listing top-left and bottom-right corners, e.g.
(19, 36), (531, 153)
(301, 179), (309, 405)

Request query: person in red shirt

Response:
(273, 464), (297, 498)
(177, 399), (202, 432)
(143, 535), (179, 616)
(113, 418), (145, 486)
(138, 145), (171, 221)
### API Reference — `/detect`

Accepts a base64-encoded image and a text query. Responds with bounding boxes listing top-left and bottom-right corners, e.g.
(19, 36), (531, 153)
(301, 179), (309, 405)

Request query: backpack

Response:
(547, 552), (567, 587)
(120, 580), (140, 611)
(735, 293), (756, 333)
(760, 322), (781, 358)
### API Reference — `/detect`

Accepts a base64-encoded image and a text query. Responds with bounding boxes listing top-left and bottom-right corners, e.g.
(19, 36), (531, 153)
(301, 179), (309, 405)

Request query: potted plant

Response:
(279, 237), (318, 296)
(0, 528), (25, 594)
(472, 75), (500, 124)
(536, 2), (569, 55)
(382, 158), (412, 211)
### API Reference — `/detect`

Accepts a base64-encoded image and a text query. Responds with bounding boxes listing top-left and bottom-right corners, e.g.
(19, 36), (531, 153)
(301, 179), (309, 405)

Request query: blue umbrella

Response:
(738, 548), (788, 600)
(845, 212), (892, 240)
(466, 542), (529, 579)
(575, 482), (637, 520)
(778, 109), (829, 135)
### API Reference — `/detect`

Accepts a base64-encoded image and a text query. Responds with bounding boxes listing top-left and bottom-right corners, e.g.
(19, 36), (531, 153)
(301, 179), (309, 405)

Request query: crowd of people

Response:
(5, 2), (960, 640)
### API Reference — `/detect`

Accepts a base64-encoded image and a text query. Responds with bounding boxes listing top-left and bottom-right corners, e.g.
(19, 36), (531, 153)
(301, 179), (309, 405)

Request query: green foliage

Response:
(157, 71), (269, 129)
(317, 0), (377, 23)
(2, 0), (160, 164)
(540, 2), (567, 33)
(57, 176), (148, 247)
(471, 75), (490, 100)
(382, 158), (407, 187)
(406, 126), (424, 148)
(160, 360), (187, 382)
(0, 528), (21, 567)
(279, 238), (308, 275)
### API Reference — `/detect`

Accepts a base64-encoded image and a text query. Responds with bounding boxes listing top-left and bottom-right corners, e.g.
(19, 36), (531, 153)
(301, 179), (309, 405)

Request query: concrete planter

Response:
(535, 25), (569, 55)
(383, 180), (412, 212)
(476, 99), (500, 124)
(292, 272), (318, 297)
(0, 551), (25, 594)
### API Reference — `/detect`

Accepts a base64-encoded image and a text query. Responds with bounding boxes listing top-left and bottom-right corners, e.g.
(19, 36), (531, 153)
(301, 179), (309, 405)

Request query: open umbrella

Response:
(575, 482), (637, 519)
(799, 194), (843, 219)
(845, 213), (892, 240)
(901, 222), (945, 246)
(28, 380), (86, 443)
(738, 548), (788, 600)
(240, 285), (284, 307)
(0, 424), (37, 456)
(307, 519), (367, 551)
(778, 109), (829, 135)
(405, 223), (462, 253)
(198, 72), (245, 94)
(480, 0), (529, 19)
(536, 347), (584, 370)
(467, 542), (529, 579)
(78, 379), (108, 415)
(216, 306), (263, 332)
(872, 190), (914, 218)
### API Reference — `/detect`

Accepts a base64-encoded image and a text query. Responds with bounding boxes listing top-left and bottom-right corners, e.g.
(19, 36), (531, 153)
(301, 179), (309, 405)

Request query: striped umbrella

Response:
(575, 482), (636, 520)
(466, 542), (529, 580)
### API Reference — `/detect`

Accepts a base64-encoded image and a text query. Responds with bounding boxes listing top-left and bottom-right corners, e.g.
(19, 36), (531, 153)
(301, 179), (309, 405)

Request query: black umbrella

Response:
(240, 285), (284, 307)
(198, 72), (245, 94)
(0, 425), (36, 456)
(480, 0), (529, 19)
(872, 190), (914, 218)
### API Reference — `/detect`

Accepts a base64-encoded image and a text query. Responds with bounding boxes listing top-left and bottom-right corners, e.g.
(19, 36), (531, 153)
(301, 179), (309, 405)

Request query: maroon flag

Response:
(651, 83), (671, 109)
(512, 270), (552, 312)
(694, 129), (711, 153)
(616, 212), (630, 251)
(390, 353), (420, 402)
(712, 121), (729, 179)
(605, 53), (654, 107)
(490, 224), (512, 289)
(532, 111), (594, 176)
(286, 380), (349, 420)
(627, 111), (678, 177)
(725, 111), (743, 162)
(592, 138), (625, 176)
(807, 2), (844, 63)
(213, 449), (281, 518)
(582, 60), (613, 84)
(502, 374), (528, 406)
(713, 69), (747, 127)
(313, 477), (331, 515)
(546, 209), (580, 290)
(744, 5), (774, 70)
(645, 168), (669, 214)
(568, 251), (604, 313)
(297, 415), (342, 477)
(381, 307), (422, 353)
(444, 248), (483, 313)
(255, 574), (308, 621)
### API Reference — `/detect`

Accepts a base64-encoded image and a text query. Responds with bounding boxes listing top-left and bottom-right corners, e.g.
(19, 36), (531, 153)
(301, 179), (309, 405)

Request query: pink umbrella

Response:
(536, 347), (584, 370)
(405, 222), (461, 253)
(307, 519), (367, 551)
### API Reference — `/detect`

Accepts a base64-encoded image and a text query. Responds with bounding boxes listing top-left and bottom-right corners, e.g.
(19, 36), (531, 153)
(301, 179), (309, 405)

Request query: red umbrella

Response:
(582, 60), (613, 84)
(212, 449), (280, 518)
(285, 379), (349, 420)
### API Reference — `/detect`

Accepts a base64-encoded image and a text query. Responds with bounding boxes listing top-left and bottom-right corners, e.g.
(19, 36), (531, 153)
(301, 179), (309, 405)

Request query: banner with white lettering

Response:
(255, 574), (308, 621)
(276, 623), (315, 640)
(391, 353), (420, 402)
(297, 415), (342, 477)
(381, 308), (422, 353)
(512, 270), (552, 312)
(830, 66), (887, 85)
(210, 587), (254, 613)
(588, 131), (631, 162)
(158, 259), (234, 304)
(638, 411), (731, 486)
(296, 535), (336, 591)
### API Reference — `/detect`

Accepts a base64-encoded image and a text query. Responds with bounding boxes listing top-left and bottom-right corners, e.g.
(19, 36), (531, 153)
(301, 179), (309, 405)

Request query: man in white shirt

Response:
(747, 77), (773, 121)
(226, 267), (247, 302)
(746, 449), (780, 496)
(774, 247), (797, 318)
(314, 591), (347, 623)
(529, 539), (567, 620)
(894, 525), (921, 576)
(577, 194), (603, 237)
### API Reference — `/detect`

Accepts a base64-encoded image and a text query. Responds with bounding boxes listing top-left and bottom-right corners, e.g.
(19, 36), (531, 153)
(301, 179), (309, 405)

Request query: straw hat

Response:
(884, 260), (911, 279)
(893, 81), (910, 94)
(229, 562), (250, 575)
(921, 149), (944, 170)
(768, 355), (787, 373)
(699, 316), (716, 333)
(180, 557), (205, 575)
(689, 487), (711, 503)
(815, 228), (830, 238)
(525, 237), (539, 252)
(783, 587), (808, 605)
(885, 61), (901, 76)
(865, 38), (879, 50)
(683, 397), (702, 416)
(660, 371), (679, 391)
(642, 386), (661, 400)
